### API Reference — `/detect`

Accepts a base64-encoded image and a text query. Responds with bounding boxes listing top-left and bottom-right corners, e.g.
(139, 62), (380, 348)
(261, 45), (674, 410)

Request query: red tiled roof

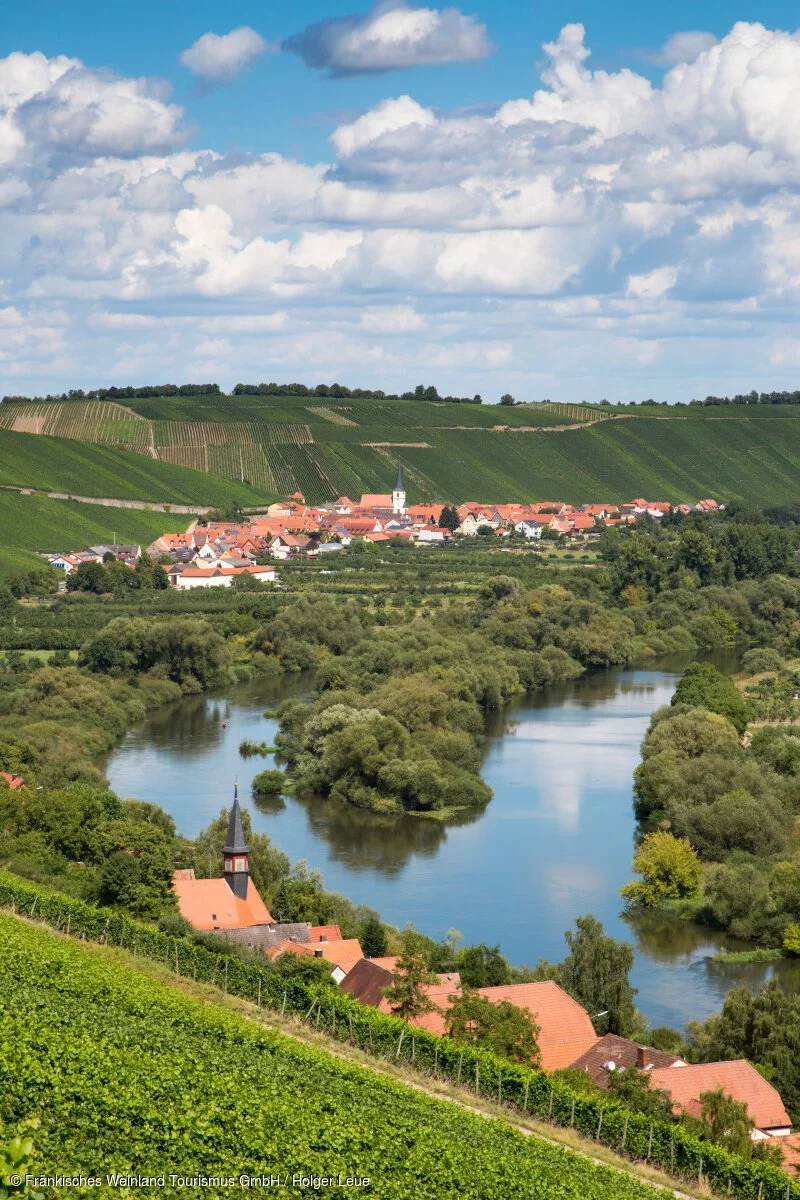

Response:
(267, 939), (315, 960)
(779, 1131), (800, 1173)
(369, 955), (400, 972)
(308, 925), (342, 943)
(268, 936), (363, 974)
(0, 771), (25, 791)
(393, 979), (597, 1069)
(172, 874), (273, 931)
(648, 1061), (791, 1131)
(360, 494), (393, 508)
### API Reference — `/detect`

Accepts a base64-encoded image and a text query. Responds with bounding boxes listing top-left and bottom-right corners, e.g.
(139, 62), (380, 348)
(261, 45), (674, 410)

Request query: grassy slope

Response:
(125, 399), (800, 505)
(0, 429), (277, 505)
(0, 491), (177, 573)
(4, 397), (800, 505)
(0, 913), (676, 1200)
(125, 395), (580, 427)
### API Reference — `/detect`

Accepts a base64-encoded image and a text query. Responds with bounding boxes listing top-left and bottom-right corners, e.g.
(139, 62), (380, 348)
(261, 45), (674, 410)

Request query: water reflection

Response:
(105, 662), (797, 1031)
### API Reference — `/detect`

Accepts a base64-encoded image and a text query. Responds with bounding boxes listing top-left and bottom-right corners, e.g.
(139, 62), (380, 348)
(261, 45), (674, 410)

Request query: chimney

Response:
(637, 1046), (647, 1070)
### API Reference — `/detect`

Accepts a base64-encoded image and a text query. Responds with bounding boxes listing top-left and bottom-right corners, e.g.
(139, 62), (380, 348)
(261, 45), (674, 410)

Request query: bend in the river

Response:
(105, 664), (800, 1030)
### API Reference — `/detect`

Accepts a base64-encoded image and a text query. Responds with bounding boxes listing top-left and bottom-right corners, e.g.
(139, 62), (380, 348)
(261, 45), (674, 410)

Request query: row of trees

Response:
(232, 381), (484, 404)
(66, 556), (168, 595)
(2, 384), (221, 402)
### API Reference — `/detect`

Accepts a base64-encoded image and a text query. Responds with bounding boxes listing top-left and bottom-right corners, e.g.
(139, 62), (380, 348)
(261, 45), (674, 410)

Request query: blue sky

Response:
(2, 2), (800, 401)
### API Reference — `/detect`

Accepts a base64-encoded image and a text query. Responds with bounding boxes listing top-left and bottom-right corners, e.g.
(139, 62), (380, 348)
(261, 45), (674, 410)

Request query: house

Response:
(648, 1061), (792, 1140)
(173, 793), (274, 933)
(170, 565), (276, 590)
(580, 505), (616, 519)
(268, 934), (365, 983)
(89, 543), (141, 564)
(360, 493), (393, 510)
(548, 519), (572, 536)
(0, 772), (25, 791)
(568, 514), (597, 534)
(148, 532), (192, 556)
(695, 498), (721, 512)
(340, 958), (395, 1006)
(406, 503), (445, 526)
(569, 1034), (685, 1087)
(416, 528), (446, 544)
(269, 534), (316, 560)
(375, 978), (597, 1071)
(45, 553), (84, 574)
(514, 520), (543, 540)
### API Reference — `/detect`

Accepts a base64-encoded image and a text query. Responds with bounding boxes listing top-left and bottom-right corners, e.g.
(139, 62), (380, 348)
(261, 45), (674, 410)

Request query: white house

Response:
(514, 520), (543, 540)
(172, 565), (276, 591)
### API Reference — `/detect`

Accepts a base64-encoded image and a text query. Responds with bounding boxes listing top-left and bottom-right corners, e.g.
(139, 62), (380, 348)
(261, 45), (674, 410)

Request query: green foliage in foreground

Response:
(0, 913), (676, 1200)
(0, 873), (796, 1200)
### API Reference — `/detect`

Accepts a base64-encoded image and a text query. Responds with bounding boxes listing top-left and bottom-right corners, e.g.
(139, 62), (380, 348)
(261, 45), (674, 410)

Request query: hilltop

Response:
(1, 394), (800, 506)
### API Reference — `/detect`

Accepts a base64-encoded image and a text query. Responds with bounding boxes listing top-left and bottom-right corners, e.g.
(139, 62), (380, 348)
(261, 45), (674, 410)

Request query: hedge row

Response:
(0, 871), (796, 1200)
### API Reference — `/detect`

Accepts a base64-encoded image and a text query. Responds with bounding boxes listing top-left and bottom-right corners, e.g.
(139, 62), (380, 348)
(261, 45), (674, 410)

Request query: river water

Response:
(105, 667), (800, 1031)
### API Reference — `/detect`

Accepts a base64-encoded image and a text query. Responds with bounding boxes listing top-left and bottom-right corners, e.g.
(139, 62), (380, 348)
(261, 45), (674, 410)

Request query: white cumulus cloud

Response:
(648, 31), (718, 67)
(284, 1), (492, 77)
(179, 27), (269, 87)
(10, 24), (800, 398)
(332, 95), (435, 155)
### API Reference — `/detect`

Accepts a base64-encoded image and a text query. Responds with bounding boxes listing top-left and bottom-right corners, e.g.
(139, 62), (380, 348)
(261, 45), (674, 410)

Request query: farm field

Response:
(0, 491), (178, 573)
(0, 913), (678, 1200)
(0, 429), (277, 505)
(2, 396), (800, 505)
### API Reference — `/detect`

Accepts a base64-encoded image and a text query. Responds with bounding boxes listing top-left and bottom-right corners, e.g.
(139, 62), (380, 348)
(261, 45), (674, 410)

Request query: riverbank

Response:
(104, 666), (800, 1030)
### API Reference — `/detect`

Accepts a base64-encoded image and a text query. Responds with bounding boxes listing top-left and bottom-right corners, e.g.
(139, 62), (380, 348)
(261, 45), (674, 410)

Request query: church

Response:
(358, 461), (406, 516)
(172, 790), (274, 932)
(172, 789), (364, 973)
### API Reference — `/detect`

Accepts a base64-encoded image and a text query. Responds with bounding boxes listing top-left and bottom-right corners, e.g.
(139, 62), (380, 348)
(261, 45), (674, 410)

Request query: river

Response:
(105, 667), (800, 1032)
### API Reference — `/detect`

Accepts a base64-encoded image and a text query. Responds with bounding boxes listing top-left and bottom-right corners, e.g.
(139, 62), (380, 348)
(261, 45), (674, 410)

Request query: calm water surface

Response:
(105, 668), (800, 1030)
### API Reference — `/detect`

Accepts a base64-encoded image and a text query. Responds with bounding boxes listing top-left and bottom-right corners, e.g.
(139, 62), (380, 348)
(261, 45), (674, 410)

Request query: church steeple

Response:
(222, 783), (250, 900)
(392, 460), (406, 514)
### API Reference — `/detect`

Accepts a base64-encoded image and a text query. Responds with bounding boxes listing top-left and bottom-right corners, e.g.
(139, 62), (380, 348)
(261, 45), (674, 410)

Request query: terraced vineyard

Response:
(0, 429), (277, 506)
(1, 913), (680, 1200)
(0, 399), (152, 451)
(2, 395), (800, 504)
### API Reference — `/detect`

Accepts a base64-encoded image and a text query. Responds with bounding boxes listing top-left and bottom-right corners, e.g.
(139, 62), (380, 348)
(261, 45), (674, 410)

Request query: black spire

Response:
(394, 460), (404, 492)
(223, 784), (249, 855)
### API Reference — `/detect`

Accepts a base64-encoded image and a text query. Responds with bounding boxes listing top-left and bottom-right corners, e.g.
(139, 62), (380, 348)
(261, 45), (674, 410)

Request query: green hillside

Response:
(0, 428), (276, 505)
(0, 491), (178, 574)
(2, 396), (800, 505)
(0, 913), (675, 1200)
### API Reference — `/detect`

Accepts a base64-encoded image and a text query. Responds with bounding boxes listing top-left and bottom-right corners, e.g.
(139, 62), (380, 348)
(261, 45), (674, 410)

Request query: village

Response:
(170, 791), (800, 1171)
(44, 464), (722, 588)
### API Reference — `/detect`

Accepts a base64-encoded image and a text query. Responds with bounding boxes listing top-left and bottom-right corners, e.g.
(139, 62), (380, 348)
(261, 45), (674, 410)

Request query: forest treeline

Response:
(232, 381), (484, 403)
(1, 381), (484, 404)
(2, 384), (221, 402)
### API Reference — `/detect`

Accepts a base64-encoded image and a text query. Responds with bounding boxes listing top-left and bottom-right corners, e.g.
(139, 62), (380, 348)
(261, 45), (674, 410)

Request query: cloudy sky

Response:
(3, 0), (800, 402)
